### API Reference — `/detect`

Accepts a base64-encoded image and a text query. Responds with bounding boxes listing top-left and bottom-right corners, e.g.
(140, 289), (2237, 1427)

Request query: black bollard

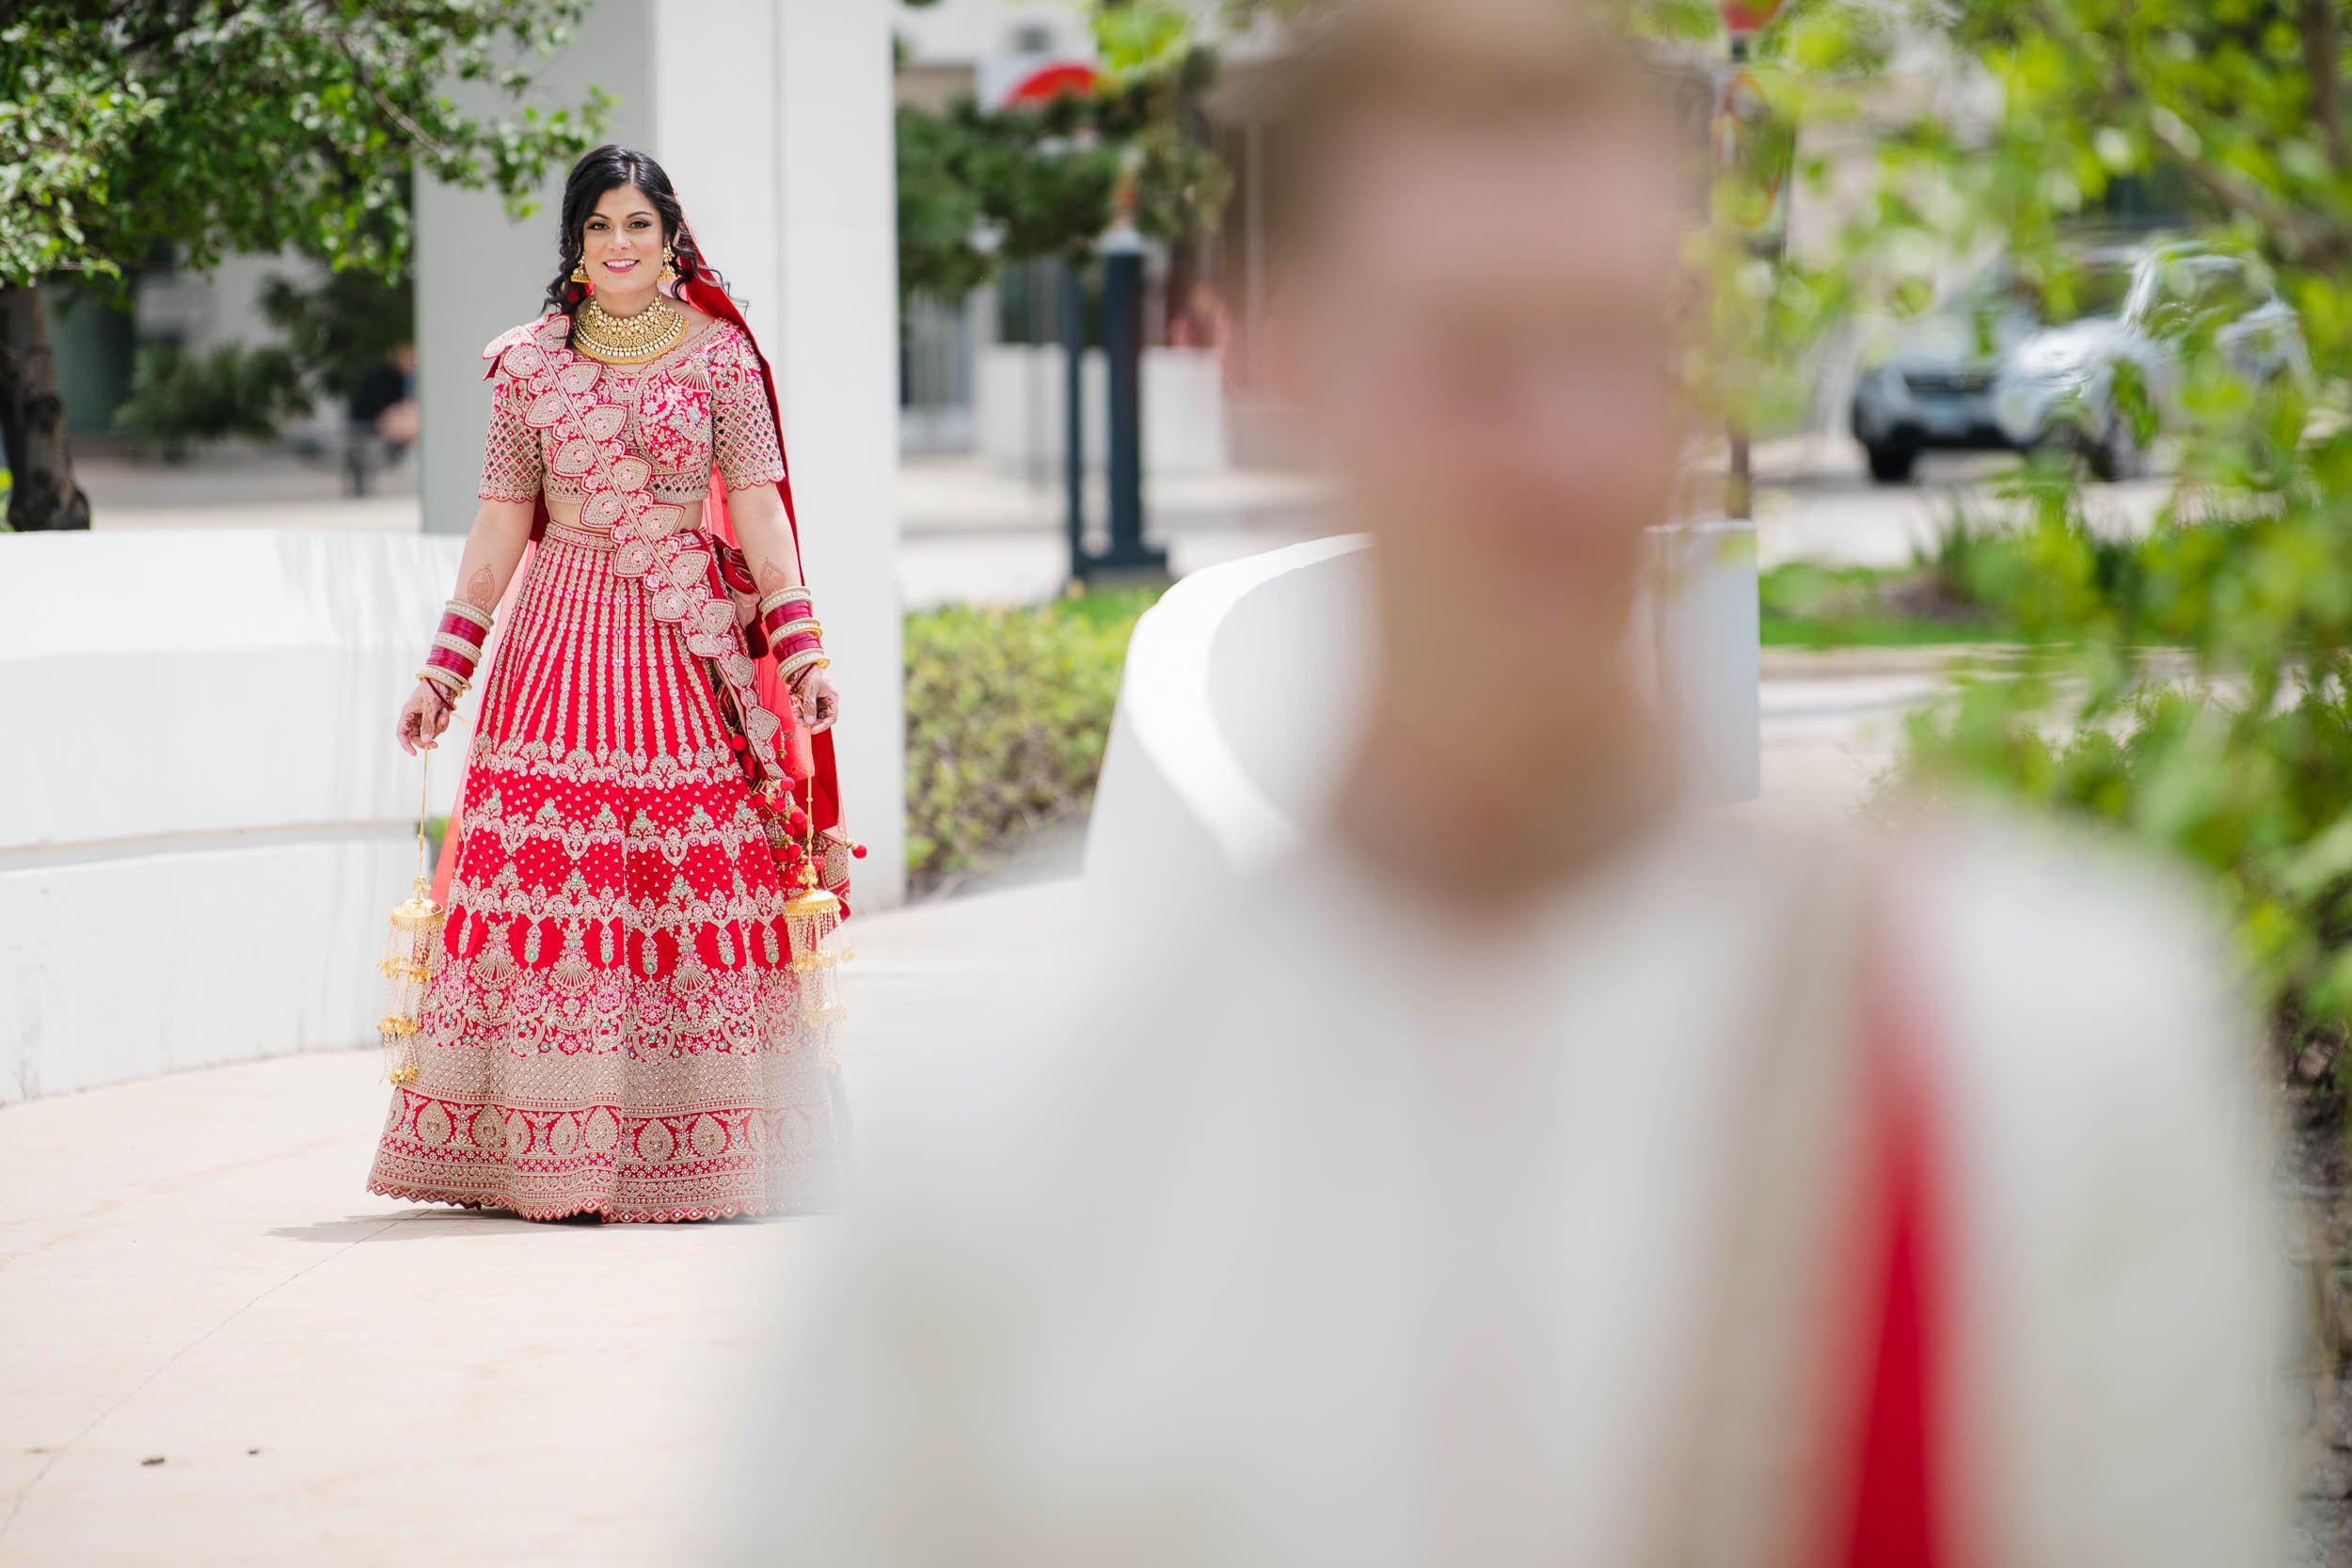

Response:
(1097, 243), (1167, 578)
(1059, 259), (1089, 584)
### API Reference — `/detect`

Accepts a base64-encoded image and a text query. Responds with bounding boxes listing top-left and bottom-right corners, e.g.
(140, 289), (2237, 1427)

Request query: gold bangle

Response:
(777, 649), (830, 687)
(417, 667), (469, 701)
(767, 617), (822, 641)
(443, 598), (495, 634)
(757, 586), (814, 617)
(431, 630), (485, 664)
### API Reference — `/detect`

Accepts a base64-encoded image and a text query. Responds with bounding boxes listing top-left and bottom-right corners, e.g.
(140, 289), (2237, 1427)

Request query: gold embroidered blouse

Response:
(475, 317), (785, 507)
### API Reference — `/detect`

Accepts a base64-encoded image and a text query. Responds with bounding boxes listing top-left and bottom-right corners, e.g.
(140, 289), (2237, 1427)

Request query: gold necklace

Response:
(572, 293), (687, 364)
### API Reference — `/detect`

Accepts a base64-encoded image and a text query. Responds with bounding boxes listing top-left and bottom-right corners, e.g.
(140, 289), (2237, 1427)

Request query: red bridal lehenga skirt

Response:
(367, 529), (846, 1222)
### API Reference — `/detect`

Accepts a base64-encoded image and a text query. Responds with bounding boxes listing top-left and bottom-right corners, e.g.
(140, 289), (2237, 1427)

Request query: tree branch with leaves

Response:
(1749, 0), (2352, 1065)
(895, 6), (1231, 309)
(0, 0), (610, 531)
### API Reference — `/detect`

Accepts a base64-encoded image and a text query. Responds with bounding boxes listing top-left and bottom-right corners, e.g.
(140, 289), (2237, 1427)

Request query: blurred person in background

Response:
(345, 339), (418, 495)
(728, 1), (2289, 1562)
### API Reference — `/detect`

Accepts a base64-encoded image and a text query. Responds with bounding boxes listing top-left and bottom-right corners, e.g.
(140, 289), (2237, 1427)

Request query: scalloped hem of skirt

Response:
(365, 1179), (830, 1225)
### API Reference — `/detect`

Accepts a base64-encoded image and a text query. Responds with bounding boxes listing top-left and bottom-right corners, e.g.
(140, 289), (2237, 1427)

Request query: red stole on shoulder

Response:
(677, 277), (842, 839)
(1835, 924), (1951, 1568)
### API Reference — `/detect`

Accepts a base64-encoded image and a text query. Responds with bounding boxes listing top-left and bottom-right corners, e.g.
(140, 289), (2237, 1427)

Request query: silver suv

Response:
(1850, 243), (2306, 483)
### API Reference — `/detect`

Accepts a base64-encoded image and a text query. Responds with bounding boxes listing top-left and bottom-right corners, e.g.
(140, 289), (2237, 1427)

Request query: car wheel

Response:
(1865, 441), (1918, 484)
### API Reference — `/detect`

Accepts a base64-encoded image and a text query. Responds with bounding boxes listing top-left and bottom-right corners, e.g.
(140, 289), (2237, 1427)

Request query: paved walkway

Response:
(0, 880), (1081, 1568)
(1744, 438), (2173, 571)
(1753, 644), (1955, 815)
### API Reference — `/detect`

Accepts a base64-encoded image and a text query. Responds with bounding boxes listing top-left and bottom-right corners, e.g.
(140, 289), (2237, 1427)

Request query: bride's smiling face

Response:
(580, 185), (664, 309)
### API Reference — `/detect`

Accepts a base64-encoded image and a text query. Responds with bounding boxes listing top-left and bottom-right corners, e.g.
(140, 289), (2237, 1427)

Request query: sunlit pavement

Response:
(1752, 645), (1955, 816)
(0, 881), (1076, 1568)
(1746, 436), (2175, 569)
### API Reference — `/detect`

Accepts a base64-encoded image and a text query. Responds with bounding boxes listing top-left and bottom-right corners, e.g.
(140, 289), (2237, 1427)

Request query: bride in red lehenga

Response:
(368, 145), (854, 1223)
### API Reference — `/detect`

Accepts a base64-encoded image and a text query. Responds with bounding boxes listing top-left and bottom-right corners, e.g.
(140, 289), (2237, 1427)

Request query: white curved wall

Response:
(1645, 519), (1764, 803)
(1086, 522), (1760, 901)
(0, 531), (467, 1103)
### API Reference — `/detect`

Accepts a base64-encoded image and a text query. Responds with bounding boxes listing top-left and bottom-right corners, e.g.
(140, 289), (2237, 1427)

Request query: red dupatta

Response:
(1835, 929), (1949, 1568)
(675, 270), (843, 838)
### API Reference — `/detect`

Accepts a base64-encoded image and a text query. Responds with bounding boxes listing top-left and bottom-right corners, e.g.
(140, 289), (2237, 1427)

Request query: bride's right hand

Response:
(396, 682), (454, 755)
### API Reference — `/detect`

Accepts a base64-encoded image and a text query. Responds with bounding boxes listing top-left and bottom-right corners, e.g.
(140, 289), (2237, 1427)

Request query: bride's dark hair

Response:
(542, 144), (728, 313)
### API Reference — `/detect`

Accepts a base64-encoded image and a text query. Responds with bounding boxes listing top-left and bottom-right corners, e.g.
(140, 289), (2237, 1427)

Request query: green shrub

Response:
(1758, 505), (2134, 649)
(902, 586), (1160, 883)
(113, 340), (309, 459)
(1904, 484), (2352, 1066)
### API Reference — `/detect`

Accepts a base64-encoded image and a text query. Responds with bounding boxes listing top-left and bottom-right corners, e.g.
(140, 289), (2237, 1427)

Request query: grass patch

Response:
(1759, 560), (2018, 648)
(1050, 582), (1164, 632)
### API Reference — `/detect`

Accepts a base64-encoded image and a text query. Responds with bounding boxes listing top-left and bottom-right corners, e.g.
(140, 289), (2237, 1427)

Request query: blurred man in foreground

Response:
(731, 2), (2287, 1562)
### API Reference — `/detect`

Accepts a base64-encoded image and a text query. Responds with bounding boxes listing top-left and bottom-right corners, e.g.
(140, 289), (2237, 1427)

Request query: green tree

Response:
(1708, 0), (2352, 1070)
(896, 103), (1004, 306)
(112, 341), (312, 463)
(0, 2), (609, 532)
(259, 263), (419, 412)
(102, 265), (419, 462)
(894, 8), (1230, 307)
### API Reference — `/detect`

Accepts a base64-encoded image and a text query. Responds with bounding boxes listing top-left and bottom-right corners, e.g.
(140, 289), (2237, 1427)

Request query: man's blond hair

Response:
(1263, 0), (1692, 257)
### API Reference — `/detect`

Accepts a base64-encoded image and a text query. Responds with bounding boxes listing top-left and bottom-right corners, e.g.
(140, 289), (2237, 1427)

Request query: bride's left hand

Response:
(793, 668), (841, 734)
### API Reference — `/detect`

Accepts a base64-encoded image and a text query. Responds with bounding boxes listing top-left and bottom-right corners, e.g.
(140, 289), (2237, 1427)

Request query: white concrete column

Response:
(787, 0), (907, 909)
(647, 0), (907, 907)
(414, 0), (907, 906)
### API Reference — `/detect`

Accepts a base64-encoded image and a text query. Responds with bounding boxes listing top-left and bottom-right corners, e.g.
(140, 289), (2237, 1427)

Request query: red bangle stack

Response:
(757, 587), (830, 689)
(418, 599), (495, 705)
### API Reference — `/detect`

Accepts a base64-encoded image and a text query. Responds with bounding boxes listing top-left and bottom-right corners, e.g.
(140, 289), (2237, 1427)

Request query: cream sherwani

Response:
(728, 809), (2288, 1567)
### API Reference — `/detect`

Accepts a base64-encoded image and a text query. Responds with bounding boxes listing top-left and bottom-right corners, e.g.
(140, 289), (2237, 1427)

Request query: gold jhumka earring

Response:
(659, 244), (678, 283)
(375, 752), (446, 1084)
(569, 261), (588, 284)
